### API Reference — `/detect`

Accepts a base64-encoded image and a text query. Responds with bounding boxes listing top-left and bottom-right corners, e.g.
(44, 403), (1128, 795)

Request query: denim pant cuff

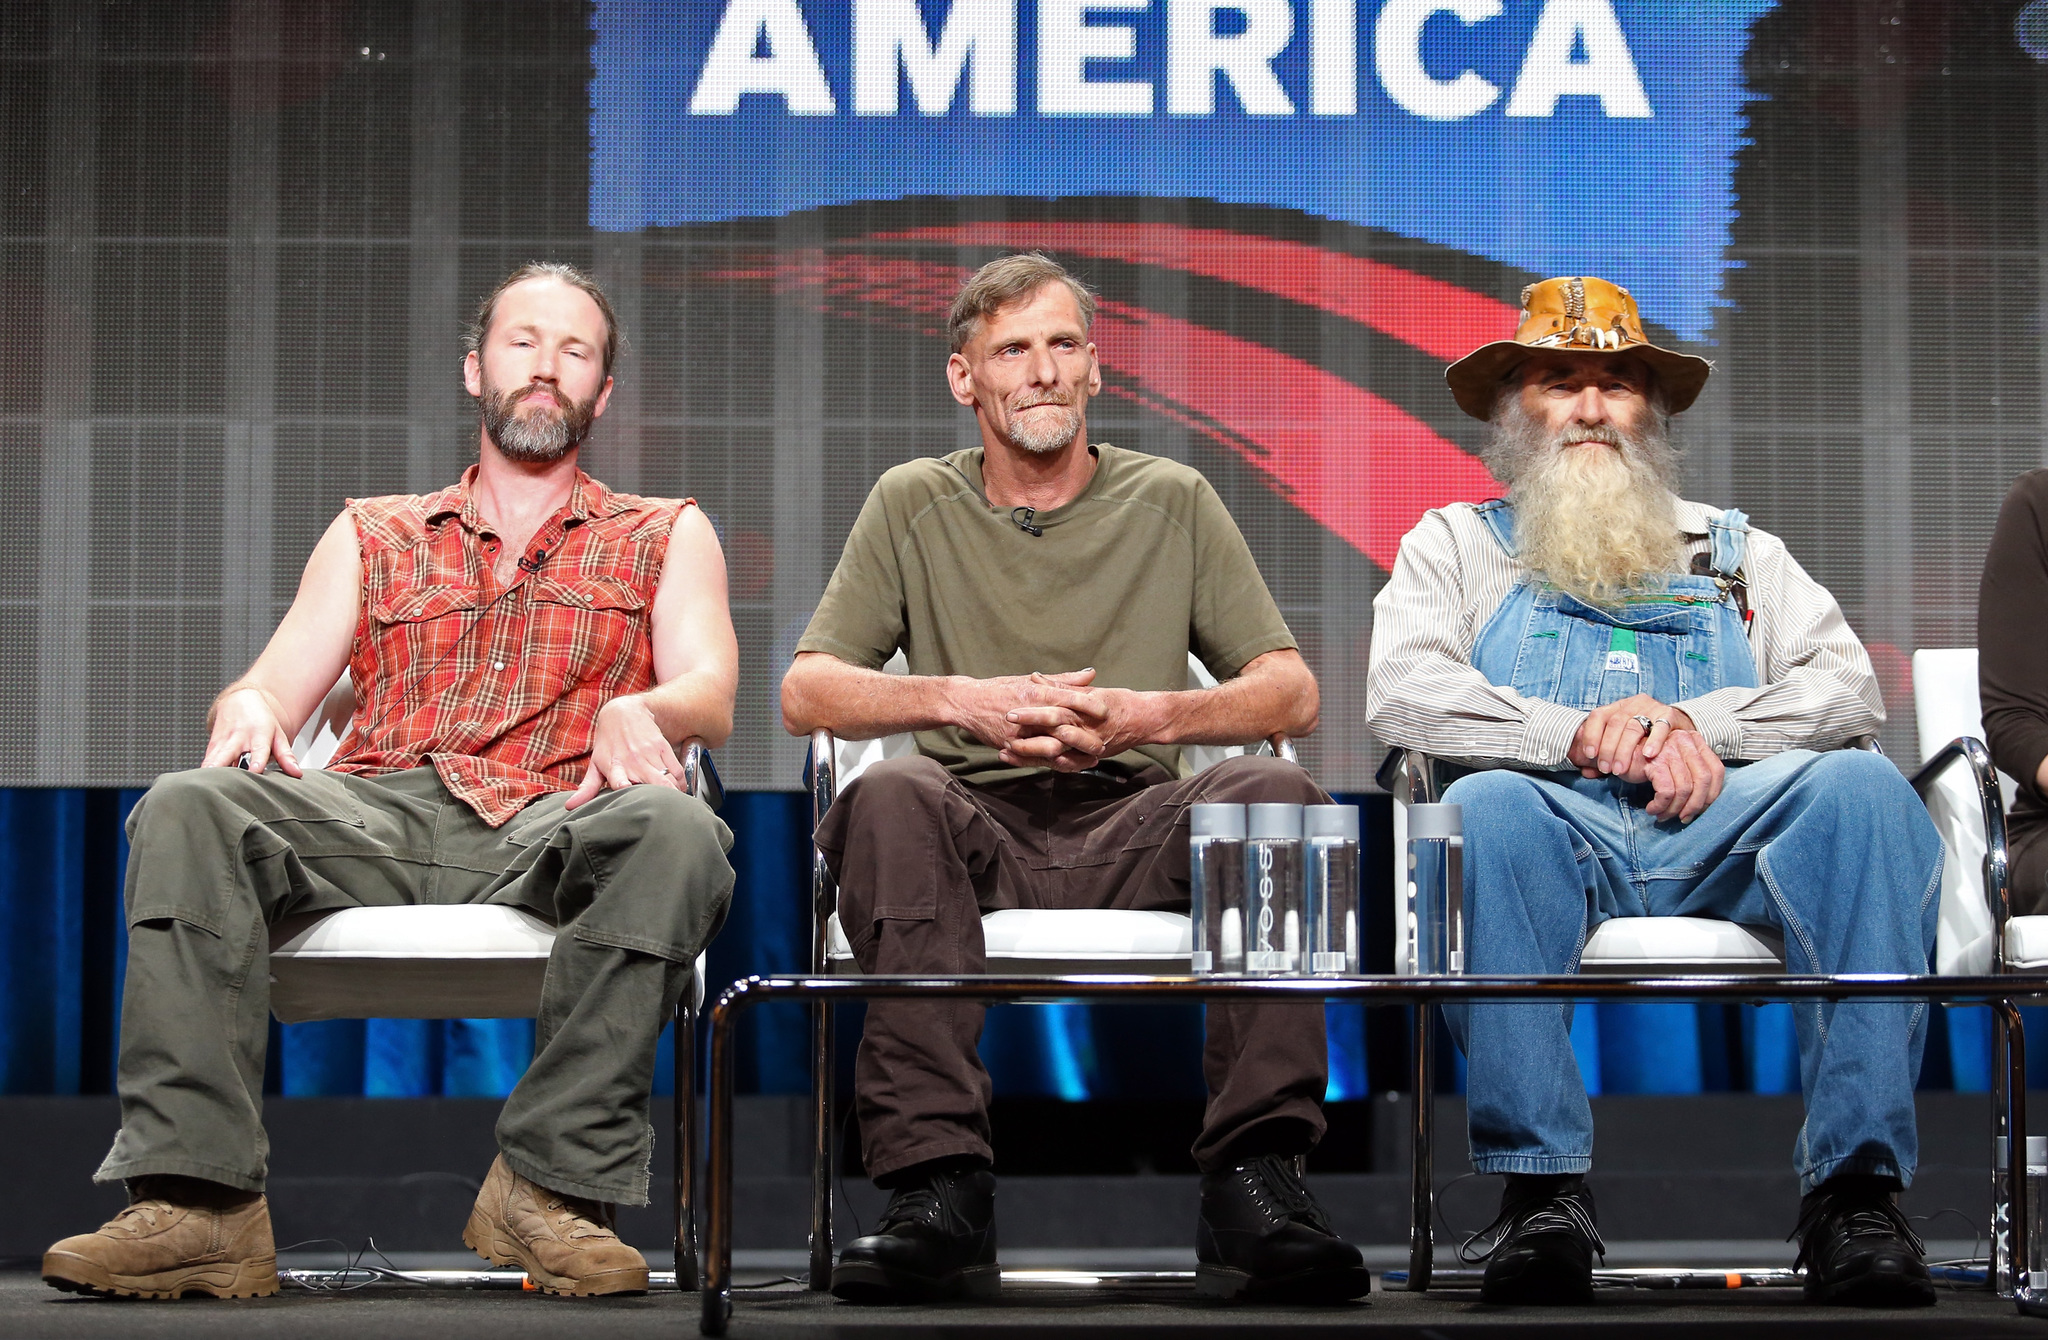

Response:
(1470, 1154), (1593, 1175)
(1802, 1154), (1910, 1195)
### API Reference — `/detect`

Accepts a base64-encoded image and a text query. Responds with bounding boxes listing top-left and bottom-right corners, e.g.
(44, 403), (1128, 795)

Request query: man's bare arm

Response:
(781, 650), (1097, 747)
(569, 503), (739, 806)
(202, 511), (363, 773)
(1000, 649), (1318, 770)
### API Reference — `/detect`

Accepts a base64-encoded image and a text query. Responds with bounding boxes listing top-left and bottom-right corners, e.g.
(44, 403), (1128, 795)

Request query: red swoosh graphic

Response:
(706, 251), (1500, 569)
(871, 222), (1520, 363)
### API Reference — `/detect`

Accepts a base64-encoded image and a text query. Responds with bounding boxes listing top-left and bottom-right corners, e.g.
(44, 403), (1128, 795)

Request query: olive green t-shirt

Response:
(796, 444), (1297, 784)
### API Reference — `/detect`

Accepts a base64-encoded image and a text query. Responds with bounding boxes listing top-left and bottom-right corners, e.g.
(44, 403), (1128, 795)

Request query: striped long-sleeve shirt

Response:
(1364, 498), (1885, 769)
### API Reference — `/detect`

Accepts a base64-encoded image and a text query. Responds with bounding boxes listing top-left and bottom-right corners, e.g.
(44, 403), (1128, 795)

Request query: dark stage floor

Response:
(5, 1267), (2042, 1339)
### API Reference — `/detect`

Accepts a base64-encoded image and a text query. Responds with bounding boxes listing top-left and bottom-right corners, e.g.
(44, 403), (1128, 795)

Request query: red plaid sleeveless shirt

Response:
(327, 466), (688, 825)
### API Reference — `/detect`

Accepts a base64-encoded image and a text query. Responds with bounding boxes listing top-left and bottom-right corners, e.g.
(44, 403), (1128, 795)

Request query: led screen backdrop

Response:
(0, 0), (2039, 789)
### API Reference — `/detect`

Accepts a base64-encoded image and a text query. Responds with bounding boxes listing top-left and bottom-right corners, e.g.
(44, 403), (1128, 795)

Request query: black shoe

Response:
(1195, 1154), (1371, 1302)
(1466, 1177), (1603, 1304)
(1791, 1176), (1936, 1307)
(829, 1164), (1000, 1304)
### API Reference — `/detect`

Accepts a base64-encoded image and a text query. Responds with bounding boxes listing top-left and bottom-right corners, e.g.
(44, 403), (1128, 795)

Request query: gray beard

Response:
(481, 382), (595, 463)
(1007, 403), (1081, 455)
(1483, 397), (1685, 604)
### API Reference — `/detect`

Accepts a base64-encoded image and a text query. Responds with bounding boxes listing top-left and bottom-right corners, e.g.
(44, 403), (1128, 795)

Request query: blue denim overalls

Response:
(1439, 500), (1943, 1191)
(1468, 498), (1758, 707)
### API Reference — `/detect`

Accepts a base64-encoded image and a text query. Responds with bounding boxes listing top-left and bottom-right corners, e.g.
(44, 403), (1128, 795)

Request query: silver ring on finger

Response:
(1631, 714), (1655, 733)
(657, 767), (671, 776)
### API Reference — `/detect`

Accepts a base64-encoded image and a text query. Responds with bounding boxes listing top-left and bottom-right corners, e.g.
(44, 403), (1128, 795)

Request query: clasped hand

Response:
(956, 669), (1151, 773)
(1571, 693), (1724, 823)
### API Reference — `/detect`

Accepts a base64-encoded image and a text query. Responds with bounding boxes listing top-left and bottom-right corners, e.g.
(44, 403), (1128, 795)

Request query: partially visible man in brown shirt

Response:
(1979, 469), (2048, 913)
(781, 253), (1364, 1306)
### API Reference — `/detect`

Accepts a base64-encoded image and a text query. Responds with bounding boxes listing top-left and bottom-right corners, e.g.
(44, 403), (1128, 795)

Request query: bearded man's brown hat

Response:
(1444, 276), (1714, 421)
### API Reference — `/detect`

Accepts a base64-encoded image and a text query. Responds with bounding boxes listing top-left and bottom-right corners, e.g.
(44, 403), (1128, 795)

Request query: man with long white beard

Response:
(1366, 276), (1942, 1308)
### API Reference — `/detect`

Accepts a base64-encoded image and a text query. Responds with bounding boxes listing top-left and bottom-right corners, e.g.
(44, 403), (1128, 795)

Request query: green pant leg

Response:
(95, 767), (436, 1191)
(485, 785), (734, 1206)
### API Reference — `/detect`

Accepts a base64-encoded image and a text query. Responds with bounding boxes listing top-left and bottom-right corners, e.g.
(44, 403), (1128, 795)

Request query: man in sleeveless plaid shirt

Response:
(42, 264), (738, 1300)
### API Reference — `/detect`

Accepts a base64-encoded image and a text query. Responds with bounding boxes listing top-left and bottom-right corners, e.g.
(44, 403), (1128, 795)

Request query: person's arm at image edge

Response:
(1980, 472), (2048, 801)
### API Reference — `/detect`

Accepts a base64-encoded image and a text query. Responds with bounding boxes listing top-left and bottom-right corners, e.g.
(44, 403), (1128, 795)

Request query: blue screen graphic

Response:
(593, 0), (1774, 339)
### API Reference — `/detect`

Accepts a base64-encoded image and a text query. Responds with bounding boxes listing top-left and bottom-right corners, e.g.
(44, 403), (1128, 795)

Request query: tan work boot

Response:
(464, 1154), (648, 1296)
(43, 1176), (280, 1299)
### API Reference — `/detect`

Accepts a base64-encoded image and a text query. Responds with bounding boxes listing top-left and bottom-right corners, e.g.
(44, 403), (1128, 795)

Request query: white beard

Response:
(1007, 402), (1081, 455)
(1485, 396), (1684, 605)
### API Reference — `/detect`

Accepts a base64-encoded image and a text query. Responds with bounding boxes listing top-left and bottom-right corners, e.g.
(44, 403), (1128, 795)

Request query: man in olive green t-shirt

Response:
(781, 254), (1366, 1306)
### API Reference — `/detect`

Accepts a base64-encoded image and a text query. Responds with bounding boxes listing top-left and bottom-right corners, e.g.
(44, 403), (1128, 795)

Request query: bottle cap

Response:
(1997, 1135), (2048, 1173)
(1247, 803), (1303, 839)
(1407, 803), (1463, 840)
(1304, 804), (1360, 840)
(1189, 803), (1246, 839)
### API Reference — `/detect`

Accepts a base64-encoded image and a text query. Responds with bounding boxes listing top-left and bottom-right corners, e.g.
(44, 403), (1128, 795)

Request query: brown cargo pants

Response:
(815, 754), (1330, 1182)
(94, 765), (734, 1207)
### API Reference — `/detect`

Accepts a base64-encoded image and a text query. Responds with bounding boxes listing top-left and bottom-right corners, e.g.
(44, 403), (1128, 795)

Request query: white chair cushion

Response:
(269, 905), (556, 1024)
(1579, 916), (1784, 971)
(2005, 916), (2048, 972)
(827, 908), (1192, 975)
(272, 904), (558, 959)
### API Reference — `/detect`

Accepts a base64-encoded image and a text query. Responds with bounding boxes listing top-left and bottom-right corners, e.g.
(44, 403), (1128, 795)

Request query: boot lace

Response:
(540, 1193), (620, 1242)
(1460, 1187), (1606, 1265)
(875, 1186), (946, 1235)
(108, 1199), (174, 1235)
(1235, 1155), (1336, 1235)
(1790, 1190), (1924, 1273)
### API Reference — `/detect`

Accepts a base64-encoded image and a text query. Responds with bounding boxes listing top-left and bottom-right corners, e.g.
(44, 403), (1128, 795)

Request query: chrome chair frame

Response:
(1382, 736), (2019, 1293)
(800, 725), (1296, 1290)
(699, 968), (2032, 1334)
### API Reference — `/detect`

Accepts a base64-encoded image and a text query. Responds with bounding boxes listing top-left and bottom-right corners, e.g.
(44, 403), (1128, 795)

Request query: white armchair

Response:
(264, 675), (713, 1288)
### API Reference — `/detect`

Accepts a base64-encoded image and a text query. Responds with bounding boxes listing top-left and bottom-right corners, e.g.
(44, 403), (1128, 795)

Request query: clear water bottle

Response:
(1244, 803), (1304, 975)
(1189, 803), (1246, 974)
(1996, 1134), (2048, 1288)
(1305, 804), (1361, 975)
(1407, 803), (1464, 975)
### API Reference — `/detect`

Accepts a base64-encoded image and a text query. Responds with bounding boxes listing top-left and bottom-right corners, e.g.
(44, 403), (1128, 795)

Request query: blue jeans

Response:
(1440, 749), (1943, 1192)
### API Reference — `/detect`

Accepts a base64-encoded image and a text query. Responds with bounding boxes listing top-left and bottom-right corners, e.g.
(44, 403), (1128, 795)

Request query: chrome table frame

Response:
(697, 970), (2037, 1336)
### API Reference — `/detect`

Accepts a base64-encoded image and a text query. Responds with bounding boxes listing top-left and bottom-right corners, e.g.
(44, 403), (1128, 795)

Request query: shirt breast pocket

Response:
(370, 585), (482, 653)
(528, 576), (649, 682)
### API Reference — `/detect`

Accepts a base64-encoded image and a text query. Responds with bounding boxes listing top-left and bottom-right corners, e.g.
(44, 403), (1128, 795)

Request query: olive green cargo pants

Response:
(94, 765), (733, 1207)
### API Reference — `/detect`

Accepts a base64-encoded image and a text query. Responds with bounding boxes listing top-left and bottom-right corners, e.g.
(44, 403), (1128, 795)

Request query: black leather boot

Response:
(829, 1163), (1000, 1303)
(1791, 1175), (1935, 1307)
(1195, 1154), (1371, 1302)
(1468, 1175), (1603, 1304)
